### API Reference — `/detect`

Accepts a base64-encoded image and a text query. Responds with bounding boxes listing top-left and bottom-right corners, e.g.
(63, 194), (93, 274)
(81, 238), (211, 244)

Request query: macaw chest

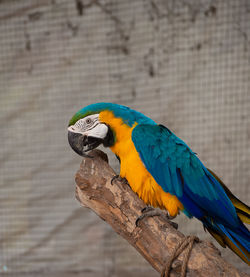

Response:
(115, 145), (183, 217)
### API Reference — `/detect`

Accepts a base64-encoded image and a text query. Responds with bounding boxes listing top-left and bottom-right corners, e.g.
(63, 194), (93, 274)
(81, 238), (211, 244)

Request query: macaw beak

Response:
(68, 131), (103, 158)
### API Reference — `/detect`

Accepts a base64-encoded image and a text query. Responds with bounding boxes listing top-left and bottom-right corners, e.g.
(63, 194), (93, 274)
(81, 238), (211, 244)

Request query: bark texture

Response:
(75, 150), (249, 277)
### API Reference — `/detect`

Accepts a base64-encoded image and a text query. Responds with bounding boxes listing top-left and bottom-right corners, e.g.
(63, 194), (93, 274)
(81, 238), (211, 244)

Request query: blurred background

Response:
(0, 0), (249, 276)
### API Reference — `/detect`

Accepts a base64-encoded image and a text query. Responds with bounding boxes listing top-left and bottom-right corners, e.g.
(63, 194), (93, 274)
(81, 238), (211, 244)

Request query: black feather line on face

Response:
(102, 125), (115, 147)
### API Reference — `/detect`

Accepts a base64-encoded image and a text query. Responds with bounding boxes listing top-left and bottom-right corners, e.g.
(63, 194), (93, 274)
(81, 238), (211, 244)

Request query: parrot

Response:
(68, 102), (250, 264)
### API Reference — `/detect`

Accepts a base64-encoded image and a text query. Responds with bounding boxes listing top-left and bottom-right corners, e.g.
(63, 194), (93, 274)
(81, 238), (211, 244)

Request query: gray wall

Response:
(0, 0), (249, 276)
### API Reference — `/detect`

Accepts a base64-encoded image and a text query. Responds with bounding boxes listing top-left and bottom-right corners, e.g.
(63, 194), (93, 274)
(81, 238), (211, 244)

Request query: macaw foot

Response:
(111, 175), (128, 186)
(135, 206), (178, 229)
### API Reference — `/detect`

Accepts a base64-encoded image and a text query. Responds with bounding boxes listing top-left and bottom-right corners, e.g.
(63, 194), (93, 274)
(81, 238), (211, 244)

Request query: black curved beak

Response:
(68, 131), (103, 158)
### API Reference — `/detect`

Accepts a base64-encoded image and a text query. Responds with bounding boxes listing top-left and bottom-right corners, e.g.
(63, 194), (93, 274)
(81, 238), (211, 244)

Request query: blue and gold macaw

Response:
(68, 102), (250, 264)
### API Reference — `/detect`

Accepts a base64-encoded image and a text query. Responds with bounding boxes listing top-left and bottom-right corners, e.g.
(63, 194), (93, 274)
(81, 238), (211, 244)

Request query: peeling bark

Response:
(75, 150), (249, 277)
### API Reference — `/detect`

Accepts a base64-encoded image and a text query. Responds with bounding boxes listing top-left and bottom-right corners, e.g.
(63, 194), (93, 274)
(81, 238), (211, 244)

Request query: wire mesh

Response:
(0, 0), (249, 276)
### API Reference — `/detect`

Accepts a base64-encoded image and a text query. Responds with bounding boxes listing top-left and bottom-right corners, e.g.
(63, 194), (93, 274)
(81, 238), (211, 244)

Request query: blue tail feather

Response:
(204, 218), (250, 264)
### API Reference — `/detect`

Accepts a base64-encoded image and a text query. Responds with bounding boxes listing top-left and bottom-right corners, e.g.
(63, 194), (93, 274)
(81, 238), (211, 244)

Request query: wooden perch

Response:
(75, 150), (249, 277)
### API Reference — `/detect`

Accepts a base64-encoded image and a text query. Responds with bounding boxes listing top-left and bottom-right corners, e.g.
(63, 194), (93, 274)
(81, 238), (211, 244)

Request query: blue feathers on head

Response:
(69, 102), (156, 127)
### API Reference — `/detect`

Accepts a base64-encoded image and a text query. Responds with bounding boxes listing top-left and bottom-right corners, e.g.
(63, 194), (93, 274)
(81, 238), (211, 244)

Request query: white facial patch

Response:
(68, 114), (108, 139)
(87, 123), (108, 139)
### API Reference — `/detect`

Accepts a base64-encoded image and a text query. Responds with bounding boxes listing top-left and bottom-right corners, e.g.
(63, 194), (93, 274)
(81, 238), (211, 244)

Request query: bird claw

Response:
(111, 175), (128, 186)
(136, 206), (178, 229)
(141, 206), (155, 214)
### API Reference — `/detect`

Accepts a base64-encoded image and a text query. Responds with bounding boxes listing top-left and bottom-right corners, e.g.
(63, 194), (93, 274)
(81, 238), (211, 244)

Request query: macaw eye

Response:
(86, 118), (92, 124)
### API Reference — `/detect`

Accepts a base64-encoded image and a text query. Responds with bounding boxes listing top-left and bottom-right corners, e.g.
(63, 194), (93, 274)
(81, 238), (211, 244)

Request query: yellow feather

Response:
(223, 235), (250, 265)
(207, 226), (250, 265)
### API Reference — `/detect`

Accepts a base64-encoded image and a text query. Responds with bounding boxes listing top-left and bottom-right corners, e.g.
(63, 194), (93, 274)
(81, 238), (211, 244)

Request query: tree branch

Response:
(75, 150), (249, 277)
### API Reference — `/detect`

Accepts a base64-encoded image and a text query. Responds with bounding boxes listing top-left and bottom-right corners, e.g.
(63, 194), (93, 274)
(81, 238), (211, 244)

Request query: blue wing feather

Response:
(132, 124), (238, 227)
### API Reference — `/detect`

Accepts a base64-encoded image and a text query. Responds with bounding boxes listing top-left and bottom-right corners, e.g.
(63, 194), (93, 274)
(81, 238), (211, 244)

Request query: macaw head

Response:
(68, 103), (115, 157)
(68, 102), (155, 157)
